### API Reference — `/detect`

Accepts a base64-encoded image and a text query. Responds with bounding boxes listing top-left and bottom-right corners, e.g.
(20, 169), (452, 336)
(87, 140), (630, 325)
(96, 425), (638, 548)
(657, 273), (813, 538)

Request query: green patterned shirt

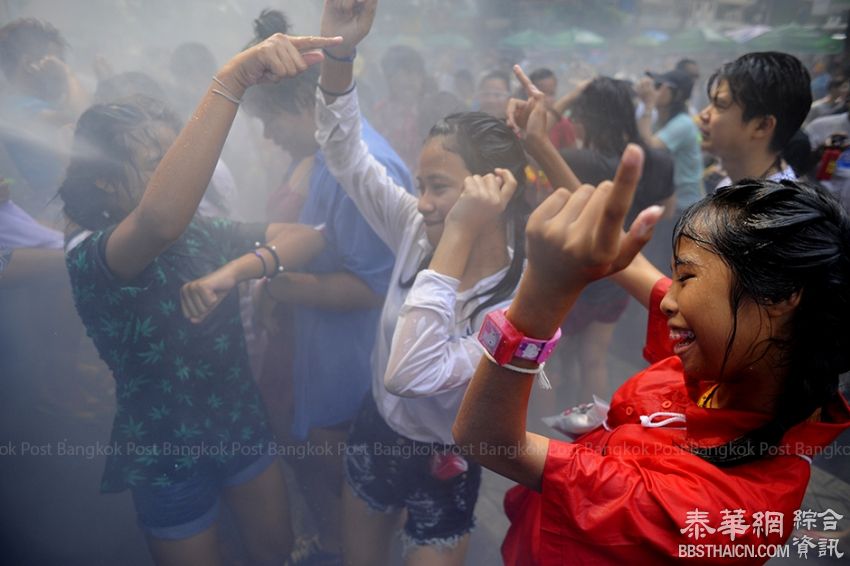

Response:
(66, 217), (272, 492)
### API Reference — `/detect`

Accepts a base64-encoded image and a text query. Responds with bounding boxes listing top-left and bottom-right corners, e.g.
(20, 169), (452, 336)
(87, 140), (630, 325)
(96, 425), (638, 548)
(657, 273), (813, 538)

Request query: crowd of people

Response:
(1, 1), (849, 565)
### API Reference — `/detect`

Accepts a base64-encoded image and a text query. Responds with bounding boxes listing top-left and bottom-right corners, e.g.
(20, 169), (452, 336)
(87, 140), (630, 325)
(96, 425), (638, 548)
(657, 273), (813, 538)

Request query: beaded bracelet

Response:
(254, 242), (284, 278)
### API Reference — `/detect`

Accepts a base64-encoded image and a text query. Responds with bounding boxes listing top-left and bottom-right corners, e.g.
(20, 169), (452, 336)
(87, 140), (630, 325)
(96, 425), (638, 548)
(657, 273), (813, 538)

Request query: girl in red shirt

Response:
(454, 144), (850, 564)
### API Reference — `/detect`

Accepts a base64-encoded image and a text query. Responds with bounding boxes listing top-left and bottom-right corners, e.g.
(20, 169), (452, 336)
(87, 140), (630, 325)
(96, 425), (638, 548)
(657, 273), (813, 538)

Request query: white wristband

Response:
(480, 346), (552, 390)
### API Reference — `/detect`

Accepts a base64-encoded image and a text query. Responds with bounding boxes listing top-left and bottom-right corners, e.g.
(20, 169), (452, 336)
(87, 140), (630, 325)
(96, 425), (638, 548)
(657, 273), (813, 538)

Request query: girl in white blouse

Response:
(316, 2), (531, 563)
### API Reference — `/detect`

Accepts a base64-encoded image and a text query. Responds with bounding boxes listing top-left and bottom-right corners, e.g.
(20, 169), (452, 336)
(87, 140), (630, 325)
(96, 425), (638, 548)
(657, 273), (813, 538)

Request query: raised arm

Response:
(315, 0), (417, 250)
(506, 65), (581, 193)
(453, 145), (663, 489)
(318, 0), (377, 105)
(635, 77), (668, 150)
(550, 79), (589, 117)
(105, 33), (342, 281)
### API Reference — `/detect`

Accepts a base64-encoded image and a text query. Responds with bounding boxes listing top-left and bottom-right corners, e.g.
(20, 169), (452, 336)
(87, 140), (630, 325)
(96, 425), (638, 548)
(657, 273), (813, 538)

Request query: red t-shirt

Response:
(548, 116), (577, 151)
(502, 278), (850, 565)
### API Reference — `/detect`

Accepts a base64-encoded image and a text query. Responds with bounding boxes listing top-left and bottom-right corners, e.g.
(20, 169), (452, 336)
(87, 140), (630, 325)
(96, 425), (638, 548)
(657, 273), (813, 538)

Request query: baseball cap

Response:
(645, 69), (694, 100)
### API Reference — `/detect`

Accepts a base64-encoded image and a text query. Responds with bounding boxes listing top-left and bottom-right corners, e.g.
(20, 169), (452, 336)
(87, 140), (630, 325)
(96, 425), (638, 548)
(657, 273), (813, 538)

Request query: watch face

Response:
(518, 342), (541, 360)
(480, 320), (501, 352)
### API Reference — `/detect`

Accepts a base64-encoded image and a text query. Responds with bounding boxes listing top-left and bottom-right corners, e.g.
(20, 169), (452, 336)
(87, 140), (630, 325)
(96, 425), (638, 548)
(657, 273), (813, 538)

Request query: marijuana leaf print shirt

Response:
(65, 217), (272, 493)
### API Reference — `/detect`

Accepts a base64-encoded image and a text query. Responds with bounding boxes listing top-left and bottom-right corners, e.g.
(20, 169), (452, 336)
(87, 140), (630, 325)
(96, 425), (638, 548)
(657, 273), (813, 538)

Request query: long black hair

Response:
(402, 111), (529, 325)
(570, 76), (642, 157)
(58, 95), (181, 231)
(659, 86), (689, 128)
(674, 179), (850, 466)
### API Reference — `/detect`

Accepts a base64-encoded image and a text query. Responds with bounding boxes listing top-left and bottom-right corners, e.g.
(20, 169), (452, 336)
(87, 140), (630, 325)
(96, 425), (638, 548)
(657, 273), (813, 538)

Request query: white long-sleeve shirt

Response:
(315, 87), (515, 445)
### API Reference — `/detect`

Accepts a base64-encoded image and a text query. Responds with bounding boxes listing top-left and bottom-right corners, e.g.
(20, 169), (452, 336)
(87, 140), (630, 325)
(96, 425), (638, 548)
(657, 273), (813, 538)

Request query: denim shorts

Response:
(130, 453), (276, 540)
(343, 396), (481, 549)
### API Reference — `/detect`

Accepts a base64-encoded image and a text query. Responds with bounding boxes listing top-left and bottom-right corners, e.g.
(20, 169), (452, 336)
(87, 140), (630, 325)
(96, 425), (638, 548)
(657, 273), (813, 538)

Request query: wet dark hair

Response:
(528, 68), (555, 85)
(675, 58), (698, 72)
(570, 76), (641, 157)
(706, 52), (812, 152)
(674, 179), (850, 466)
(402, 111), (529, 324)
(251, 8), (290, 41)
(241, 8), (316, 116)
(0, 18), (66, 79)
(59, 96), (181, 231)
(658, 80), (690, 126)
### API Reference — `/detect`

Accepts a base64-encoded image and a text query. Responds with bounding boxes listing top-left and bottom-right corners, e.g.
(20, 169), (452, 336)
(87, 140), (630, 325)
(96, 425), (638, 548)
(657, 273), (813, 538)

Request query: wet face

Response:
(258, 105), (317, 159)
(415, 136), (471, 246)
(660, 235), (776, 388)
(698, 79), (754, 159)
(476, 77), (510, 119)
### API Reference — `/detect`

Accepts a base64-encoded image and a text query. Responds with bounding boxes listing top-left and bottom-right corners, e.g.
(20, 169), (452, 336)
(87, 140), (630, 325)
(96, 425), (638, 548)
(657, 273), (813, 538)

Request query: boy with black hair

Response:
(241, 10), (414, 564)
(699, 51), (811, 188)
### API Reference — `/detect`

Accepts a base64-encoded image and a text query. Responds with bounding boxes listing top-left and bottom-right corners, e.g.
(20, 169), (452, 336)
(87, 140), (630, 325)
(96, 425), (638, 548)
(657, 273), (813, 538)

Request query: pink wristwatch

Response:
(478, 309), (561, 365)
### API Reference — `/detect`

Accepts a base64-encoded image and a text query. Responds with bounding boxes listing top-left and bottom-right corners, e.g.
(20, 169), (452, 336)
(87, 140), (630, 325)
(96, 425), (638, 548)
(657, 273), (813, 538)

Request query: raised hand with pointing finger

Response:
(522, 144), (661, 302)
(507, 64), (582, 193)
(320, 0), (378, 55)
(218, 32), (343, 97)
(506, 64), (551, 142)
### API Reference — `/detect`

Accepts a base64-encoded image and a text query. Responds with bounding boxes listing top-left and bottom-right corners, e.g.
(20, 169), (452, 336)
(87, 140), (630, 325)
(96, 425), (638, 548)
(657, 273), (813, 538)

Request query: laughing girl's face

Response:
(660, 236), (779, 392)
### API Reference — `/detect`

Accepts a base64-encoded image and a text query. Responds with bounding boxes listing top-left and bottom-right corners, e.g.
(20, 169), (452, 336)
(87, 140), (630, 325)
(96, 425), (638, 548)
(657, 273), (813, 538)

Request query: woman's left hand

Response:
(180, 267), (238, 324)
(635, 76), (657, 106)
(444, 168), (518, 238)
(524, 144), (659, 292)
(506, 65), (551, 142)
(320, 0), (378, 53)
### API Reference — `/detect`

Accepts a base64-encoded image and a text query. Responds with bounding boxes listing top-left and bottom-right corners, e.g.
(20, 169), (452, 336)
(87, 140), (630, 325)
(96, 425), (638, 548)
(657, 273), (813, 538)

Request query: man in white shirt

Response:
(699, 52), (811, 189)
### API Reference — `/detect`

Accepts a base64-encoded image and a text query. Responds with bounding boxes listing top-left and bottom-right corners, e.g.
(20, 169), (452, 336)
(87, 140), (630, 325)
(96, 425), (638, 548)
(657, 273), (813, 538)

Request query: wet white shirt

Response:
(714, 166), (797, 192)
(315, 87), (514, 445)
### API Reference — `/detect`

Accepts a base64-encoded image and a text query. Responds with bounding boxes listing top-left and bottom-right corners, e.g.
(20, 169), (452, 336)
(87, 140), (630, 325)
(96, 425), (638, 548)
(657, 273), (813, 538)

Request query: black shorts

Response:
(343, 396), (481, 550)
